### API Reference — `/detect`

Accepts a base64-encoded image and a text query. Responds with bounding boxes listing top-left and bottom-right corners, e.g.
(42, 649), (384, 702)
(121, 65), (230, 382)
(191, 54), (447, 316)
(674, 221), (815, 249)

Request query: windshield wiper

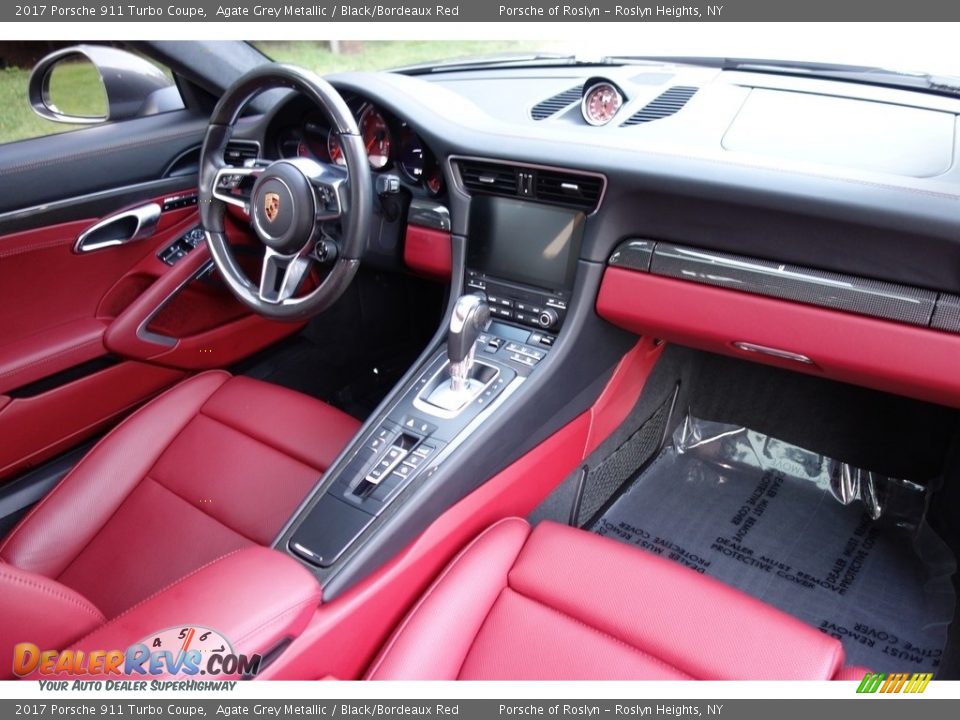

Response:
(396, 52), (611, 75)
(605, 55), (960, 97)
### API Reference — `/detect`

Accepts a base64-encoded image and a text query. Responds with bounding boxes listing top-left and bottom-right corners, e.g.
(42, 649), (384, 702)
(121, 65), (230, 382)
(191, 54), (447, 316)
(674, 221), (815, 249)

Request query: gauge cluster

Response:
(273, 99), (444, 197)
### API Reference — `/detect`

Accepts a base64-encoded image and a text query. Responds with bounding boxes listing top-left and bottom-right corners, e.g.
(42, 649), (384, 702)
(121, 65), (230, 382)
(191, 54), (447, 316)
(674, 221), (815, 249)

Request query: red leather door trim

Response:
(0, 319), (107, 396)
(0, 362), (183, 480)
(596, 267), (960, 407)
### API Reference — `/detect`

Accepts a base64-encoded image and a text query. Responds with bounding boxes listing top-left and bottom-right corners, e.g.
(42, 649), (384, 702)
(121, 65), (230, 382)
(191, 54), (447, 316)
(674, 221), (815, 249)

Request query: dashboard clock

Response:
(581, 81), (623, 126)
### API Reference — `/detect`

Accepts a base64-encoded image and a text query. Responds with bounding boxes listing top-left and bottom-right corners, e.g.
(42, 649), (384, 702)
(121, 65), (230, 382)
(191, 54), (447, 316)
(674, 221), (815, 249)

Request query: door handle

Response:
(74, 202), (161, 253)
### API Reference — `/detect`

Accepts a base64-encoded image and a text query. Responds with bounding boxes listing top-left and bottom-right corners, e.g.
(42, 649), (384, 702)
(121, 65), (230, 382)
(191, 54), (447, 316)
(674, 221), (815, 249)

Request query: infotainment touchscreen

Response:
(467, 196), (585, 291)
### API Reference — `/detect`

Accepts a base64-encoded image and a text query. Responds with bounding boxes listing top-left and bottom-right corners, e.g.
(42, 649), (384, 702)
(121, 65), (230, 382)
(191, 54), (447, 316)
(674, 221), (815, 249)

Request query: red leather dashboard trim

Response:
(403, 225), (452, 281)
(596, 267), (960, 408)
(258, 340), (658, 680)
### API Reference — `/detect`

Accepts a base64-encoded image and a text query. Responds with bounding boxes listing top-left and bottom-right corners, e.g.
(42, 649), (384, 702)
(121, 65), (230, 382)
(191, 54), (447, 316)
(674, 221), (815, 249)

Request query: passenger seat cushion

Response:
(368, 519), (850, 680)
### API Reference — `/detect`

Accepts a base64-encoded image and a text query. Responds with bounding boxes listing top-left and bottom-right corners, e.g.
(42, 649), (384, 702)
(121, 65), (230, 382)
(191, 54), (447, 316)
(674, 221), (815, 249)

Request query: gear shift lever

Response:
(447, 293), (491, 392)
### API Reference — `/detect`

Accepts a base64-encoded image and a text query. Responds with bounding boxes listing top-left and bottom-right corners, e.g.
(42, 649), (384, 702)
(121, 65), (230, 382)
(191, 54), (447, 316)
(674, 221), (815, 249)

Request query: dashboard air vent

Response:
(456, 159), (604, 213)
(459, 160), (519, 195)
(621, 86), (699, 126)
(224, 140), (260, 166)
(535, 170), (603, 211)
(530, 84), (584, 120)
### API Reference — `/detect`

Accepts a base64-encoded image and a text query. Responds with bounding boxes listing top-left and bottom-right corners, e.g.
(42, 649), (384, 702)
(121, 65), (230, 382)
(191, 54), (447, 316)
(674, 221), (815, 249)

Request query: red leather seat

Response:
(367, 518), (867, 680)
(0, 371), (358, 664)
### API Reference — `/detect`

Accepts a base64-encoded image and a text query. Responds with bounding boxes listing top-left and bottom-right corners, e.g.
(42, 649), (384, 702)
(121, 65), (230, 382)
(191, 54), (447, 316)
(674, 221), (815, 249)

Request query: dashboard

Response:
(242, 63), (960, 295)
(235, 62), (960, 383)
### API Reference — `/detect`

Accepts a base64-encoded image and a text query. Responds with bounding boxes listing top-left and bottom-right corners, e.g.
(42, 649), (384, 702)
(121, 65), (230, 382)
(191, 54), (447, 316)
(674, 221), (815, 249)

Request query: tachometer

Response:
(359, 106), (392, 170)
(581, 82), (623, 126)
(327, 131), (345, 166)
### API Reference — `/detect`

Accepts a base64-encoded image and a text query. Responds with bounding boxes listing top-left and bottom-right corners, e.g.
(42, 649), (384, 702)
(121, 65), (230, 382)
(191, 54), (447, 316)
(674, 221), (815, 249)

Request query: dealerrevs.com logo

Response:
(13, 626), (261, 680)
(856, 672), (934, 694)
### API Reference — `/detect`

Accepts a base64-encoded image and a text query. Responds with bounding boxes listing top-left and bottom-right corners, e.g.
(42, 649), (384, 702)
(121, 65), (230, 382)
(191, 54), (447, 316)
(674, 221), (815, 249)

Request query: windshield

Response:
(253, 27), (959, 84)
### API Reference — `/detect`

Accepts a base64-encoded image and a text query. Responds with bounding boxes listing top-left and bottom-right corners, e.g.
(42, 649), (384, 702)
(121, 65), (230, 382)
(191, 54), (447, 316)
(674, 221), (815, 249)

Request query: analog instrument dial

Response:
(581, 82), (623, 126)
(359, 105), (392, 170)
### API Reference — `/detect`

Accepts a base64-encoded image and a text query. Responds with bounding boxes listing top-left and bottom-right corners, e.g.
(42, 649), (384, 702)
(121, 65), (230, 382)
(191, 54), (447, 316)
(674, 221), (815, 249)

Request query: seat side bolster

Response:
(365, 517), (532, 680)
(0, 564), (105, 679)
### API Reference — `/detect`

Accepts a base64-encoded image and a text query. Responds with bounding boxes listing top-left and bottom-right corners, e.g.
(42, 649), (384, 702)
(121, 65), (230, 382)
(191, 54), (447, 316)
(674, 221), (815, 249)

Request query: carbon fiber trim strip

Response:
(931, 294), (960, 333)
(608, 239), (655, 271)
(609, 240), (938, 327)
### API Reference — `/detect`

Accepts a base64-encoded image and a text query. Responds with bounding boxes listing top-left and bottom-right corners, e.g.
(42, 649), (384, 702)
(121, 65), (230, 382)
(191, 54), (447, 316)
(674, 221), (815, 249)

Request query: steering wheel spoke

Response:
(259, 247), (312, 304)
(212, 165), (264, 212)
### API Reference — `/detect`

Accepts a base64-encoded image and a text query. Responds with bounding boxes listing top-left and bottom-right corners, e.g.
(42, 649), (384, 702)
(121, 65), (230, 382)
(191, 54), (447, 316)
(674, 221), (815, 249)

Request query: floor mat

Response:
(592, 415), (956, 675)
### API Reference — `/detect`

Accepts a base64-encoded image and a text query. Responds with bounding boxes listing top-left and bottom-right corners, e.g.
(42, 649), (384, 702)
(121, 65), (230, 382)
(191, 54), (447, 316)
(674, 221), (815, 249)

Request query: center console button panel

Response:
(467, 270), (569, 332)
(288, 319), (548, 569)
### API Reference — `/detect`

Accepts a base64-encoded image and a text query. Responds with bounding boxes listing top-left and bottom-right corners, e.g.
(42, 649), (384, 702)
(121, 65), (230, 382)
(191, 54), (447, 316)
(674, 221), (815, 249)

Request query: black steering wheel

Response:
(198, 64), (372, 321)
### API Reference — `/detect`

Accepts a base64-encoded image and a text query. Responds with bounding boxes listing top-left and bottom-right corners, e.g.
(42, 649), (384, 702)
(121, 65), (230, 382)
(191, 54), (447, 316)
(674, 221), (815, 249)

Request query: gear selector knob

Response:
(448, 293), (491, 392)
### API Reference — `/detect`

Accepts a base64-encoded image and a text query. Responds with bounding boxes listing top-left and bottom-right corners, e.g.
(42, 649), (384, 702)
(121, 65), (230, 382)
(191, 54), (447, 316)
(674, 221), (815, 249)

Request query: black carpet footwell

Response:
(592, 416), (956, 675)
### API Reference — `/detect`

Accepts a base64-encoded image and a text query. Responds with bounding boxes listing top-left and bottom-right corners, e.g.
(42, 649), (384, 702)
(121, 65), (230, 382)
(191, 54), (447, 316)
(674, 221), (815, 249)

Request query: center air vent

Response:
(621, 86), (698, 126)
(530, 84), (584, 120)
(224, 140), (260, 166)
(535, 169), (603, 210)
(456, 159), (604, 213)
(459, 160), (519, 195)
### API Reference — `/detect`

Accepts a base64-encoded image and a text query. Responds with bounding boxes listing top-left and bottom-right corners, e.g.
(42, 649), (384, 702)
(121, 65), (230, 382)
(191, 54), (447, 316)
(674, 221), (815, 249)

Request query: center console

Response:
(282, 190), (590, 583)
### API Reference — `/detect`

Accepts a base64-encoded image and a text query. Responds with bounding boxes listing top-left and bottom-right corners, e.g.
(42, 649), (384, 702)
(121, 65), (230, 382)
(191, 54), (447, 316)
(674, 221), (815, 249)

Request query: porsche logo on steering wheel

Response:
(264, 192), (280, 222)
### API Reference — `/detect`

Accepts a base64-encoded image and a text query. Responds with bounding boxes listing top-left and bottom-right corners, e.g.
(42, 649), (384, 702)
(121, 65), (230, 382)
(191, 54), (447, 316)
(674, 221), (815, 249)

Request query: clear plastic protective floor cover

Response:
(592, 415), (956, 675)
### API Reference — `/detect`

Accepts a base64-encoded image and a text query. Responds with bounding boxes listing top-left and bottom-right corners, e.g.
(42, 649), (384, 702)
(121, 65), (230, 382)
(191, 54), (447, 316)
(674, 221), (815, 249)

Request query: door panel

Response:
(0, 111), (302, 482)
(0, 362), (184, 479)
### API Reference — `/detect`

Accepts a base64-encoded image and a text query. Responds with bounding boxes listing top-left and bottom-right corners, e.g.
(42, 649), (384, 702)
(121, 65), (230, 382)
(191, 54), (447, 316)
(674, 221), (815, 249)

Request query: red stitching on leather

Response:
(0, 371), (231, 564)
(66, 548), (249, 649)
(232, 594), (321, 649)
(502, 586), (694, 680)
(0, 236), (76, 258)
(365, 516), (530, 679)
(0, 567), (105, 623)
(145, 475), (258, 545)
(0, 337), (104, 382)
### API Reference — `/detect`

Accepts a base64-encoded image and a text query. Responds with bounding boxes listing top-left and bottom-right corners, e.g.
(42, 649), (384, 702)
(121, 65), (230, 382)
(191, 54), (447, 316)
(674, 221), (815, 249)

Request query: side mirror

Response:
(28, 44), (183, 125)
